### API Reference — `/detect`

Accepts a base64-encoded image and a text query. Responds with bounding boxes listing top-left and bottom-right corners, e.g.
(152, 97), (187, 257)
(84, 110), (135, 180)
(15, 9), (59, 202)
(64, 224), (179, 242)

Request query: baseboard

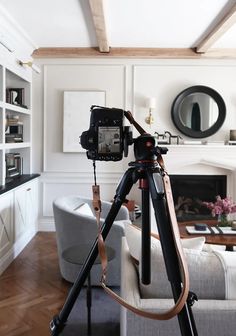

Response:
(0, 229), (36, 275)
(38, 217), (55, 231)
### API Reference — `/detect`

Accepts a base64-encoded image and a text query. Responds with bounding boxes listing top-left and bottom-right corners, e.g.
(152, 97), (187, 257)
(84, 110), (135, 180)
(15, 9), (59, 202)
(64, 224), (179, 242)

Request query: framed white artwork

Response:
(63, 90), (106, 152)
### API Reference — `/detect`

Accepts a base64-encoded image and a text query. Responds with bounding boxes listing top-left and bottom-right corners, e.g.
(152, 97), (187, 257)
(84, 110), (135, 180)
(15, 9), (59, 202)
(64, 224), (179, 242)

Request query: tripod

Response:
(50, 133), (198, 336)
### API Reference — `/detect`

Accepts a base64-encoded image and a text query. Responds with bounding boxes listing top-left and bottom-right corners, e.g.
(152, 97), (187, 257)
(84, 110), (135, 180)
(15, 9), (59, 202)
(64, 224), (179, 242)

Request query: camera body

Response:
(80, 106), (132, 161)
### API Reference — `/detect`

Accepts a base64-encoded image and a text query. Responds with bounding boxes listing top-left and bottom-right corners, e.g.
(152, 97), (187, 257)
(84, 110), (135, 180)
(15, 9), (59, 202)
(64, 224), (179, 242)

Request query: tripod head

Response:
(133, 134), (168, 162)
(123, 110), (168, 163)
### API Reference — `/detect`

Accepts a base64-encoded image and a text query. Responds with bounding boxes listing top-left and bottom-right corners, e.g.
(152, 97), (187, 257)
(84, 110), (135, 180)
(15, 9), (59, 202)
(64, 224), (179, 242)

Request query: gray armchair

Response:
(53, 195), (130, 285)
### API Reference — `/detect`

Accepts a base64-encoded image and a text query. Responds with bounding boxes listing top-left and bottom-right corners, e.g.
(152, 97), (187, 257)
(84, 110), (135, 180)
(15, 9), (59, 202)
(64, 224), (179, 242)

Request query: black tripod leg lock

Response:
(187, 291), (198, 307)
(50, 315), (66, 336)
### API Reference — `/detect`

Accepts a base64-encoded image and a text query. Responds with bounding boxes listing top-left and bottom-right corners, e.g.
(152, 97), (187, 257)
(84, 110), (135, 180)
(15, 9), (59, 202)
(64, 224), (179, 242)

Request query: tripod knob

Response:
(154, 146), (168, 156)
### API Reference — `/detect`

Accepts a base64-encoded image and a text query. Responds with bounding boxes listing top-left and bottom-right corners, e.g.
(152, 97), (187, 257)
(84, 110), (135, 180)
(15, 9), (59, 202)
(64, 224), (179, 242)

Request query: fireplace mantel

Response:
(160, 144), (236, 202)
(163, 145), (236, 173)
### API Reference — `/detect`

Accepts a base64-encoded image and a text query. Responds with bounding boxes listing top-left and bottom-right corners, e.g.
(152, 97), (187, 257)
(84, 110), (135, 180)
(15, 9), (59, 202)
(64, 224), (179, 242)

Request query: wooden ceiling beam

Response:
(32, 47), (236, 59)
(89, 0), (109, 53)
(196, 3), (236, 53)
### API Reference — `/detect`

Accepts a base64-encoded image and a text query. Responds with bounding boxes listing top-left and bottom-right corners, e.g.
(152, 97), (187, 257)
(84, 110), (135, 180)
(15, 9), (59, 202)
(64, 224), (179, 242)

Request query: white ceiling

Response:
(0, 0), (236, 50)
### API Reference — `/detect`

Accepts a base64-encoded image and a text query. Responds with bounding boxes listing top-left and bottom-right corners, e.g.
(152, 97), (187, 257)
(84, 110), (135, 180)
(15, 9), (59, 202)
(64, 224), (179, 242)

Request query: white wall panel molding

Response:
(40, 171), (124, 182)
(43, 63), (126, 172)
(41, 176), (124, 217)
(133, 63), (236, 141)
(34, 57), (236, 231)
(38, 217), (55, 232)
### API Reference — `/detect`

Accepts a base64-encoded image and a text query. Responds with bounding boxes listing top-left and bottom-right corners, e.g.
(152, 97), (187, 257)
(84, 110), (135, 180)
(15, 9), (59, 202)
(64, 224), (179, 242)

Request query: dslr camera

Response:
(80, 105), (132, 161)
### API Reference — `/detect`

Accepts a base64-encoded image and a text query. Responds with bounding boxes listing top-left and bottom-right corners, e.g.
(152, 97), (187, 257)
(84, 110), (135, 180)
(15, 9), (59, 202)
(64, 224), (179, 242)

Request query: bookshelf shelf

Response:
(5, 142), (31, 149)
(5, 103), (30, 114)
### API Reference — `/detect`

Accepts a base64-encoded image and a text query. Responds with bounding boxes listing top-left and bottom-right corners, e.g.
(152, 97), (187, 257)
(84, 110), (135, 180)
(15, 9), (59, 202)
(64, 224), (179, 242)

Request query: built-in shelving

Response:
(0, 61), (32, 186)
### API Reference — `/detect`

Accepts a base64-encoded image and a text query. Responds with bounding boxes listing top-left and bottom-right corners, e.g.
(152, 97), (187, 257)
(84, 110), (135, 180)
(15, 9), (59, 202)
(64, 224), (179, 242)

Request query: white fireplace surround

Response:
(149, 144), (236, 232)
(163, 144), (236, 200)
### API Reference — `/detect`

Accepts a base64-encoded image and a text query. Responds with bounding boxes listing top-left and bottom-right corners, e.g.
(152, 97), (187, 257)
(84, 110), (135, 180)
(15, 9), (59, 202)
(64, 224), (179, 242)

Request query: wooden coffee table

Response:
(178, 220), (236, 251)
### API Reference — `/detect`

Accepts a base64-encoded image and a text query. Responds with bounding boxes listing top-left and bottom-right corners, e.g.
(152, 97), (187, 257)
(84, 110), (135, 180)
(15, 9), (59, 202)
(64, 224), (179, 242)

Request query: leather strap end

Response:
(92, 185), (101, 212)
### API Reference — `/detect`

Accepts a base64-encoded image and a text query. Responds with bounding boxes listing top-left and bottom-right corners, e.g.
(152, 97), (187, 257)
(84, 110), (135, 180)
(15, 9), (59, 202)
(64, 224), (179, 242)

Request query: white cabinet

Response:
(0, 177), (39, 275)
(0, 191), (13, 258)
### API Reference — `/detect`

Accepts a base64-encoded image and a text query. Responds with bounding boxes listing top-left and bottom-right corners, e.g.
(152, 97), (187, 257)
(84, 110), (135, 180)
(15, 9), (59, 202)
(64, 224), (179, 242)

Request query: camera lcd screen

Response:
(98, 127), (121, 153)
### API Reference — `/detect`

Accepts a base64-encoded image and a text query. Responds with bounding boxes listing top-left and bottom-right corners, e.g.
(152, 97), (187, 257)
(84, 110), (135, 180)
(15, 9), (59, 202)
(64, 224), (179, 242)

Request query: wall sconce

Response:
(145, 97), (156, 125)
(18, 60), (41, 74)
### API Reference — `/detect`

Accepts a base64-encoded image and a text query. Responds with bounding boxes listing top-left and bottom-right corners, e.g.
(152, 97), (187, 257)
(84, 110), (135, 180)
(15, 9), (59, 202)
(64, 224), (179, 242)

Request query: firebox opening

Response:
(170, 175), (227, 222)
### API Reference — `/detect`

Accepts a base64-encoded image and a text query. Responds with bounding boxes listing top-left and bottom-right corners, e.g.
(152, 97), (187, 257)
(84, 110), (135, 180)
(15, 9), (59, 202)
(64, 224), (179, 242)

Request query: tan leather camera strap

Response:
(92, 155), (190, 320)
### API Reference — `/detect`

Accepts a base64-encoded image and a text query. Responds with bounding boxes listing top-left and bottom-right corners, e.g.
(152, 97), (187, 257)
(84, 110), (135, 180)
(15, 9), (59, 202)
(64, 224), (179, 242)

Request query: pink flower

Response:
(203, 195), (236, 217)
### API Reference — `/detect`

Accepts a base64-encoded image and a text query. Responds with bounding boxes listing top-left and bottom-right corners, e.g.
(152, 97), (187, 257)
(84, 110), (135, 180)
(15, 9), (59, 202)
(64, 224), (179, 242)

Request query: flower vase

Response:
(217, 214), (229, 227)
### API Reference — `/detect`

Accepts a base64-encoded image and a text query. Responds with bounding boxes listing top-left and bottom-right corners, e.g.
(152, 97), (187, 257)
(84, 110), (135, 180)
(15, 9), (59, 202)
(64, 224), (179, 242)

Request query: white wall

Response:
(32, 58), (236, 230)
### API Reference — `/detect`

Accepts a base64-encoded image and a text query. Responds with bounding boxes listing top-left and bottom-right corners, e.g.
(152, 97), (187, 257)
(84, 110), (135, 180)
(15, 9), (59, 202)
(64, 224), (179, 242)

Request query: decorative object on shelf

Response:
(154, 132), (169, 144)
(145, 97), (156, 126)
(171, 85), (226, 138)
(229, 130), (236, 141)
(228, 140), (236, 145)
(5, 153), (22, 182)
(203, 195), (236, 227)
(6, 88), (27, 108)
(154, 131), (182, 144)
(5, 115), (23, 143)
(17, 60), (41, 74)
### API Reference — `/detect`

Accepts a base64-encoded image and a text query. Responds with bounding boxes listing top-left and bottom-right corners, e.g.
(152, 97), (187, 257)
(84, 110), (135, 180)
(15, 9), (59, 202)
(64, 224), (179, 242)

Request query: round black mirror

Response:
(171, 85), (226, 138)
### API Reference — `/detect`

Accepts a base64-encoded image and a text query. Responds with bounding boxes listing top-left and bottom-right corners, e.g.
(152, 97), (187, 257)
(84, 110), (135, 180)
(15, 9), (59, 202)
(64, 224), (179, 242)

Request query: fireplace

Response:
(170, 175), (227, 222)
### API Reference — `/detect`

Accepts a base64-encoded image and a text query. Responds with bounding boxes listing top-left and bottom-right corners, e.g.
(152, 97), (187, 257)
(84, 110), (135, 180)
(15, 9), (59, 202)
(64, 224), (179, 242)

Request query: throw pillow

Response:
(181, 237), (206, 251)
(124, 223), (205, 262)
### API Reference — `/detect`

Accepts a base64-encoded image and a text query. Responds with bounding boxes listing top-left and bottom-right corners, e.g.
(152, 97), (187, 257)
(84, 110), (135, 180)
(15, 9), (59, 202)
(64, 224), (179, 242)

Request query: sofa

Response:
(53, 195), (131, 285)
(120, 224), (236, 336)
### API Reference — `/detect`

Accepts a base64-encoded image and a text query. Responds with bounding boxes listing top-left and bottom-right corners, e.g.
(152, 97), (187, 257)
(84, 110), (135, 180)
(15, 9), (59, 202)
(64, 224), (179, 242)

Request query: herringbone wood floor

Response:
(0, 232), (70, 336)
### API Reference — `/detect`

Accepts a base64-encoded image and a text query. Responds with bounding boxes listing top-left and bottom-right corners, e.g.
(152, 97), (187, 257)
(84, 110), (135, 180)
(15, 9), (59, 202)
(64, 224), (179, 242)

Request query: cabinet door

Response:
(0, 192), (13, 258)
(14, 179), (38, 241)
(14, 186), (26, 240)
(25, 179), (38, 230)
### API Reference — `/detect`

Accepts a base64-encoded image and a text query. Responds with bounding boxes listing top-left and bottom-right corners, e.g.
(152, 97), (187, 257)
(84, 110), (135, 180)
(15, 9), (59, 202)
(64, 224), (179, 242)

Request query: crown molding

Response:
(0, 4), (38, 57)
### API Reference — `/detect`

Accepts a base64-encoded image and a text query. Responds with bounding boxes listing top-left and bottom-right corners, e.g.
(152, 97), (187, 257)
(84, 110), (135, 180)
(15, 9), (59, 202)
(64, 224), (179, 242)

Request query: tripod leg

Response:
(147, 170), (198, 336)
(50, 167), (138, 336)
(140, 179), (151, 285)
